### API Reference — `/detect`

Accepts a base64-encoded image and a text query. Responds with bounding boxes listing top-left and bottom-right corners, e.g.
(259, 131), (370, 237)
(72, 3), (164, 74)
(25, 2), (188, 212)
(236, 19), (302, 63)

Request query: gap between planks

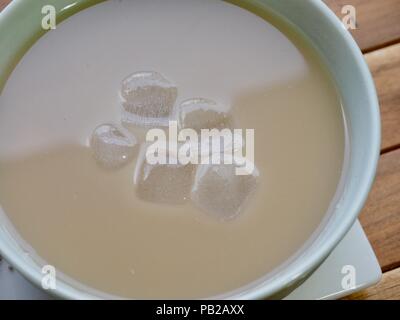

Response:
(359, 148), (400, 273)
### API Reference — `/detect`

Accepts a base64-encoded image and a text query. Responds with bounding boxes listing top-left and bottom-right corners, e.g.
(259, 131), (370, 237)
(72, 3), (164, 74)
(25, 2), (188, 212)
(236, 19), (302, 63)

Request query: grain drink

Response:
(0, 0), (346, 298)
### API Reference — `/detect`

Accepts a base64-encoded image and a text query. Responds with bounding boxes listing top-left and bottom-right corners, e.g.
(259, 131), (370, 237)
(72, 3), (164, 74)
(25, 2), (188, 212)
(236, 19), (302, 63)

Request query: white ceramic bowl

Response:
(0, 0), (380, 299)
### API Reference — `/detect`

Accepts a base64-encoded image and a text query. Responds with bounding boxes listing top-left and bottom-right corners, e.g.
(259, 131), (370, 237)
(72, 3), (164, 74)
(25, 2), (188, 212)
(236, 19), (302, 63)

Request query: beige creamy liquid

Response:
(0, 0), (345, 298)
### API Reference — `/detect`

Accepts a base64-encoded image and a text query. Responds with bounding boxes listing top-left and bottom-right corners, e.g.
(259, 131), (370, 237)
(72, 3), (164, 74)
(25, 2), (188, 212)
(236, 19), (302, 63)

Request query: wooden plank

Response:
(0, 0), (10, 12)
(324, 0), (400, 52)
(365, 44), (400, 152)
(344, 267), (400, 300)
(359, 148), (400, 272)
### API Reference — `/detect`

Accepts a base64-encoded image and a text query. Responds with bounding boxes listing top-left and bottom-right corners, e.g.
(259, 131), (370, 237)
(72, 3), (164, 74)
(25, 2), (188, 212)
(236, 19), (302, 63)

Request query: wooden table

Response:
(324, 0), (400, 300)
(0, 0), (399, 300)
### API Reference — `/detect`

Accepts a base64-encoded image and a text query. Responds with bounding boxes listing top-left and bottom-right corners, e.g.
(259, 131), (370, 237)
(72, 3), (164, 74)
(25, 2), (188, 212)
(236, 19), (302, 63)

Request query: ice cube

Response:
(178, 98), (233, 132)
(121, 71), (178, 127)
(134, 144), (195, 204)
(191, 159), (259, 221)
(90, 123), (138, 168)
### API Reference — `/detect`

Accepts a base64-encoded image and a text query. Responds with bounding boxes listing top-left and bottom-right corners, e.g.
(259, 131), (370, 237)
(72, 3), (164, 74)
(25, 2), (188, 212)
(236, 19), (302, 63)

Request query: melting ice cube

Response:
(177, 98), (238, 158)
(178, 98), (233, 132)
(134, 144), (195, 204)
(191, 159), (259, 221)
(121, 71), (178, 127)
(90, 123), (138, 169)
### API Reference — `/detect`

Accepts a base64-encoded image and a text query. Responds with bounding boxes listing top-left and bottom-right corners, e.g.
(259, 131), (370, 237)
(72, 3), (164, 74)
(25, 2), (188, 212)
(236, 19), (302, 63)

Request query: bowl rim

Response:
(0, 0), (381, 300)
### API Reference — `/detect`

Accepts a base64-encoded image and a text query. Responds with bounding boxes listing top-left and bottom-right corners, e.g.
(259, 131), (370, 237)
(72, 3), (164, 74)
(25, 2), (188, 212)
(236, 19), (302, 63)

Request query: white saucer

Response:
(0, 220), (381, 300)
(285, 220), (381, 300)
